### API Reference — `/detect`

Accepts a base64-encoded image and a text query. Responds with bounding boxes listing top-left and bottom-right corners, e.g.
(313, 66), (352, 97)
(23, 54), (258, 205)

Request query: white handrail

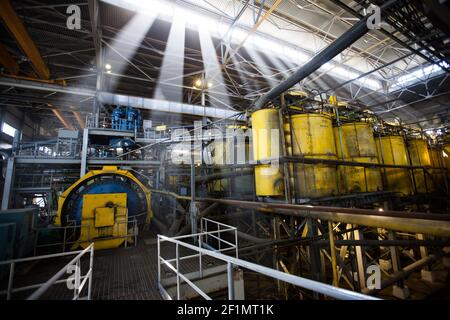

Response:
(157, 219), (379, 301)
(0, 243), (94, 300)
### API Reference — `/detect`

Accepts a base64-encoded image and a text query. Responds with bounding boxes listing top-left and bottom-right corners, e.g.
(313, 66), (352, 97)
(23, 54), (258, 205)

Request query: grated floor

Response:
(1, 233), (223, 300)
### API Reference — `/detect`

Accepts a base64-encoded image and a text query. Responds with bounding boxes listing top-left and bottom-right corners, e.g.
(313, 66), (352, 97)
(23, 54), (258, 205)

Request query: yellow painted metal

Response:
(376, 136), (412, 196)
(252, 109), (284, 196)
(55, 166), (152, 226)
(0, 42), (19, 75)
(290, 113), (338, 198)
(74, 193), (128, 250)
(0, 0), (50, 79)
(206, 140), (229, 192)
(444, 142), (450, 181)
(283, 120), (295, 193)
(408, 138), (432, 193)
(334, 122), (382, 193)
(429, 146), (445, 190)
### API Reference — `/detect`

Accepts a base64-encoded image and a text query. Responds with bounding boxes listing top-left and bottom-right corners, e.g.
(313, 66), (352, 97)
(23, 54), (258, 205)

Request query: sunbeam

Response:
(154, 10), (186, 102)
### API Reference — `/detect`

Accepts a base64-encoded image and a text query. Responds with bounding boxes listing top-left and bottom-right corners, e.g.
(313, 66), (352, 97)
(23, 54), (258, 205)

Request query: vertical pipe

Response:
(7, 262), (15, 300)
(88, 245), (94, 300)
(328, 221), (339, 287)
(190, 149), (197, 236)
(157, 236), (161, 287)
(176, 243), (180, 300)
(227, 262), (235, 300)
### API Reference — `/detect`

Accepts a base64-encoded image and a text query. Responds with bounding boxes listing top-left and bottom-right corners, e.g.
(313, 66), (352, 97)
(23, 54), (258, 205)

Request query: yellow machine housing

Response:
(407, 138), (432, 193)
(334, 122), (382, 193)
(289, 113), (339, 198)
(376, 136), (412, 196)
(56, 166), (152, 250)
(252, 109), (284, 197)
(77, 193), (128, 250)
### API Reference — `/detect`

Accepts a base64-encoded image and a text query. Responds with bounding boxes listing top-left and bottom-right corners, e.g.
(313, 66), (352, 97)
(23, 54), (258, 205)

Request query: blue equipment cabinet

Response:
(111, 106), (142, 131)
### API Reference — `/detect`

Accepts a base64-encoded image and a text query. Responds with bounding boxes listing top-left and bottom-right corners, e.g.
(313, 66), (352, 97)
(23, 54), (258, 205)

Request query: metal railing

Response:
(158, 218), (238, 300)
(157, 218), (379, 300)
(0, 243), (94, 300)
(33, 215), (143, 255)
(15, 139), (80, 159)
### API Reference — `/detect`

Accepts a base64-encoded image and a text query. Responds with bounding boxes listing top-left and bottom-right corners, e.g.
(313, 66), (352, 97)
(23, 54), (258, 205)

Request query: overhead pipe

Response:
(195, 168), (254, 183)
(196, 198), (450, 237)
(253, 0), (399, 110)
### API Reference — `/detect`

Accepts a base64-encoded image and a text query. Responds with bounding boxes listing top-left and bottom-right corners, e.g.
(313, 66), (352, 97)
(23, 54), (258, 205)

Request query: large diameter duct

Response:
(253, 0), (399, 110)
(197, 198), (450, 237)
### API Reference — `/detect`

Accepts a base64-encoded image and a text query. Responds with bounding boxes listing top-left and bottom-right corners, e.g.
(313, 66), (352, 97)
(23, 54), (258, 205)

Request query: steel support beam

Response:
(0, 0), (50, 79)
(254, 0), (398, 109)
(52, 109), (74, 130)
(0, 43), (19, 75)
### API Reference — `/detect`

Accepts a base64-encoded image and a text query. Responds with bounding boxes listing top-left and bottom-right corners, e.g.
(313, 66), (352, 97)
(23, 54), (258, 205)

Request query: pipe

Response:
(175, 202), (220, 236)
(197, 198), (450, 222)
(363, 253), (443, 295)
(196, 198), (450, 237)
(328, 221), (339, 287)
(316, 239), (450, 247)
(253, 0), (398, 110)
(195, 168), (253, 183)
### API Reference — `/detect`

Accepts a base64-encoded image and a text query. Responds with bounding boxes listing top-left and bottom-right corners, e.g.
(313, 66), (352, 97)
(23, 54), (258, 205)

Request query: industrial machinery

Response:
(111, 106), (143, 131)
(376, 134), (413, 196)
(429, 144), (446, 190)
(289, 113), (339, 198)
(334, 122), (383, 193)
(55, 166), (152, 250)
(251, 109), (284, 197)
(407, 137), (432, 193)
(0, 208), (37, 278)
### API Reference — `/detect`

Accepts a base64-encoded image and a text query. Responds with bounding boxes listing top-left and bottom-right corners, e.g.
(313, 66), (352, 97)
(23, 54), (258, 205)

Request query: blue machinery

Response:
(55, 166), (152, 250)
(111, 106), (142, 131)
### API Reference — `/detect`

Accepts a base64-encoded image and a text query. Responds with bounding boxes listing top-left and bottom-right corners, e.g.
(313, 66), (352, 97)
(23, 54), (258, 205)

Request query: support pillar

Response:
(80, 128), (89, 177)
(389, 230), (410, 299)
(1, 156), (14, 210)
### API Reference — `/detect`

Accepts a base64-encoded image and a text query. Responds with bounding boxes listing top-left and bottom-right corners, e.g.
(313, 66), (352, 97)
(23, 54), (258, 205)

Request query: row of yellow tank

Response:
(252, 108), (449, 198)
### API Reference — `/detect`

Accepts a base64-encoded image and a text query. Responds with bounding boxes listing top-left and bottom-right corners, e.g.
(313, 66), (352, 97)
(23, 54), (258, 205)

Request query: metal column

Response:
(80, 128), (89, 178)
(1, 156), (15, 210)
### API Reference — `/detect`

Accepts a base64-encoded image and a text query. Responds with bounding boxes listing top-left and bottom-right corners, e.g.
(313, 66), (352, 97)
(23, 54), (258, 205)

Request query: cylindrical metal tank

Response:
(429, 146), (445, 190)
(407, 138), (432, 193)
(289, 113), (339, 198)
(443, 140), (450, 185)
(334, 122), (382, 193)
(252, 109), (284, 197)
(204, 140), (229, 193)
(283, 119), (295, 194)
(376, 135), (412, 196)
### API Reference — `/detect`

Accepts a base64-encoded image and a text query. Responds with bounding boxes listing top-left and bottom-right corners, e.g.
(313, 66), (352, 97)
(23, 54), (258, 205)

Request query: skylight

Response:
(390, 61), (450, 91)
(102, 0), (383, 91)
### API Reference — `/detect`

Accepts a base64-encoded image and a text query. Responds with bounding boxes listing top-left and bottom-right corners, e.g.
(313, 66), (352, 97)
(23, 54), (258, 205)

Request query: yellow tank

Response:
(204, 140), (229, 192)
(283, 119), (295, 193)
(289, 113), (338, 198)
(334, 122), (382, 193)
(376, 135), (412, 196)
(252, 109), (284, 196)
(408, 138), (432, 193)
(444, 142), (450, 184)
(429, 146), (445, 190)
